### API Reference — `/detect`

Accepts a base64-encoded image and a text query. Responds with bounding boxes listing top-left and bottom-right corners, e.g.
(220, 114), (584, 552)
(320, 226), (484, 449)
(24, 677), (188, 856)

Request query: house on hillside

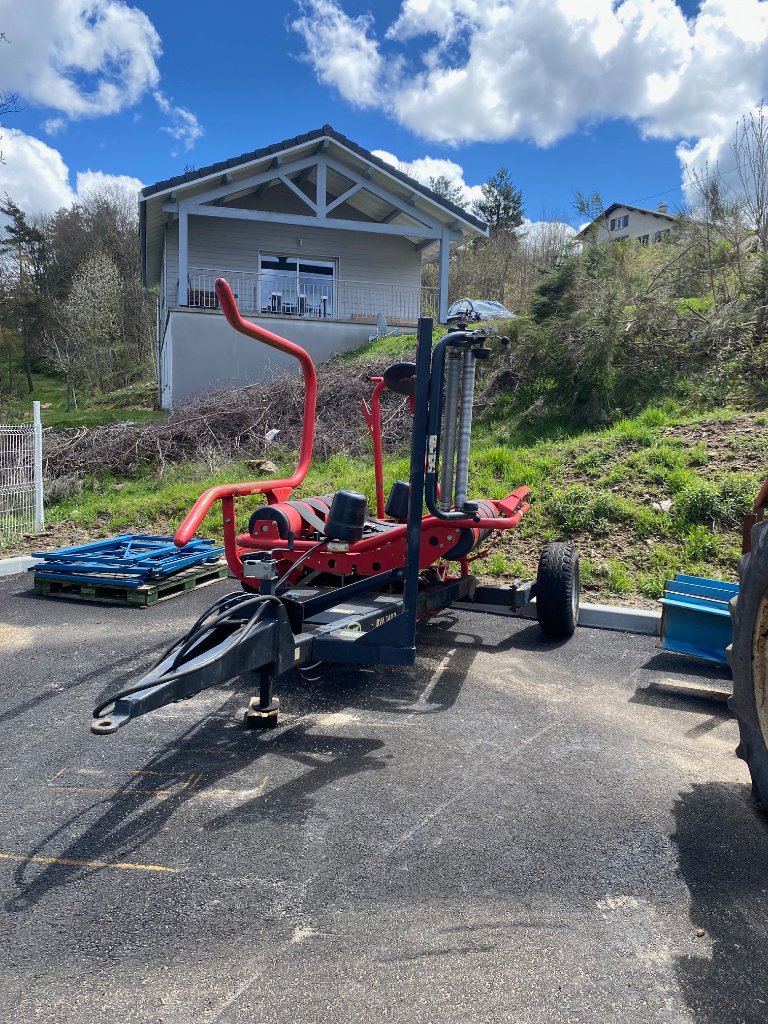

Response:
(139, 125), (488, 408)
(576, 202), (678, 246)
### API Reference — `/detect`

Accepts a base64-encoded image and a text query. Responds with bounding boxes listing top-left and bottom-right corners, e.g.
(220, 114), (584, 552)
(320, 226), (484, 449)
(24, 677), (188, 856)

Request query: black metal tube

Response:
(402, 317), (434, 637)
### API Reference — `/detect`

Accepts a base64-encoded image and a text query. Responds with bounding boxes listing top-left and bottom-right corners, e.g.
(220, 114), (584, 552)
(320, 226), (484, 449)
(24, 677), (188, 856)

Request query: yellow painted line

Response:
(0, 852), (176, 873)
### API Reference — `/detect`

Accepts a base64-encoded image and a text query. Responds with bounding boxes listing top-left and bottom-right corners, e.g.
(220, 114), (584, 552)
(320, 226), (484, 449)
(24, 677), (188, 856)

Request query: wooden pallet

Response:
(33, 561), (228, 607)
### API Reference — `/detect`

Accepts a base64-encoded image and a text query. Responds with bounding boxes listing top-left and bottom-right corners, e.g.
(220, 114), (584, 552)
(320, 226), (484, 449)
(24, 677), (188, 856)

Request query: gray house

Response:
(140, 125), (488, 407)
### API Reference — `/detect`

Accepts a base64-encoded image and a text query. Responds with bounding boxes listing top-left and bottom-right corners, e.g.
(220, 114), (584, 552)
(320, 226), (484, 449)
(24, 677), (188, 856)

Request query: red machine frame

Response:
(174, 280), (530, 587)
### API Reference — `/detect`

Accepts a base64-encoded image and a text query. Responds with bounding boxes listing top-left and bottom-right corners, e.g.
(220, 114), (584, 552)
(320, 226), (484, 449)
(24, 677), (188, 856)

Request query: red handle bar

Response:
(174, 278), (318, 546)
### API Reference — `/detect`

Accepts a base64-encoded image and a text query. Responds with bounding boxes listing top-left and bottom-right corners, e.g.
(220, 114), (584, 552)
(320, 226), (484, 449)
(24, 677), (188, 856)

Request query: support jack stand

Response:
(245, 671), (280, 729)
(245, 696), (280, 729)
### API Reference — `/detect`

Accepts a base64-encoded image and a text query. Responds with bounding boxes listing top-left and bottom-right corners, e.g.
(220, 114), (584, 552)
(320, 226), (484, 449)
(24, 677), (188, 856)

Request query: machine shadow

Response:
(641, 652), (733, 680)
(417, 612), (571, 653)
(5, 704), (387, 912)
(672, 782), (768, 1024)
(5, 637), (479, 911)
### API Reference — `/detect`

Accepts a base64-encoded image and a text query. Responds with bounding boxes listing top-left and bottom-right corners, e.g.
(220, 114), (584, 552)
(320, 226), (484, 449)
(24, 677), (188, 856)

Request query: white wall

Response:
(168, 308), (391, 406)
(589, 207), (675, 244)
(165, 214), (421, 298)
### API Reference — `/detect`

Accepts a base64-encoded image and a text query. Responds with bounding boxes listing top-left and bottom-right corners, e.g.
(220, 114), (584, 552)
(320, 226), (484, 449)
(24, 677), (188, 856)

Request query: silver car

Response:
(446, 298), (517, 322)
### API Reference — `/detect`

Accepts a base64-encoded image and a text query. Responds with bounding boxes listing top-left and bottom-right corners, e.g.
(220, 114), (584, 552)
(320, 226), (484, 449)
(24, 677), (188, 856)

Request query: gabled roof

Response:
(141, 124), (487, 233)
(140, 125), (489, 287)
(576, 201), (678, 240)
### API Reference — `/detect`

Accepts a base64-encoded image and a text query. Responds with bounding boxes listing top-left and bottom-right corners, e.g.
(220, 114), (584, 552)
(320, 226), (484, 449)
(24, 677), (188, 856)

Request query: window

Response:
(260, 254), (336, 316)
(639, 234), (649, 245)
(653, 231), (663, 243)
(609, 218), (616, 230)
(618, 214), (629, 229)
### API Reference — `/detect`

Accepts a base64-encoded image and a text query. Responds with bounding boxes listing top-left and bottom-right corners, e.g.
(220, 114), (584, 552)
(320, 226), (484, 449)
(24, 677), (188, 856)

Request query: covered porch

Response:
(141, 126), (488, 407)
(170, 266), (438, 326)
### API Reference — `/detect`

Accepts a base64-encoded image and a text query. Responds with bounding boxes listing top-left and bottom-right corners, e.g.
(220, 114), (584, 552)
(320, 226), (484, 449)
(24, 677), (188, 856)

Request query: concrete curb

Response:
(454, 599), (660, 636)
(0, 556), (43, 578)
(0, 555), (661, 636)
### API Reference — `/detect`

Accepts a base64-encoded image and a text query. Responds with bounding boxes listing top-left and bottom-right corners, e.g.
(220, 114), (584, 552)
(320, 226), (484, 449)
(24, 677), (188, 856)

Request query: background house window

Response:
(618, 215), (629, 228)
(639, 234), (649, 245)
(260, 254), (336, 316)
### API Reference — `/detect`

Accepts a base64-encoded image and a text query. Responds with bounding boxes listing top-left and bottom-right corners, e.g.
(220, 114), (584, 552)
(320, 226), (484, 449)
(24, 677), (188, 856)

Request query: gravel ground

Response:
(0, 571), (766, 1024)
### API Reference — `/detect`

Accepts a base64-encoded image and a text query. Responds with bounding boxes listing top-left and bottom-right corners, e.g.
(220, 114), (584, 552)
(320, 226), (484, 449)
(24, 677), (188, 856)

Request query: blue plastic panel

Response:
(32, 534), (224, 583)
(659, 573), (736, 666)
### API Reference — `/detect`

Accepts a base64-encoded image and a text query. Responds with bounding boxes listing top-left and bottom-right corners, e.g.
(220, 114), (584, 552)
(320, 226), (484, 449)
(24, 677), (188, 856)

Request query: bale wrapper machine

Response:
(91, 280), (579, 735)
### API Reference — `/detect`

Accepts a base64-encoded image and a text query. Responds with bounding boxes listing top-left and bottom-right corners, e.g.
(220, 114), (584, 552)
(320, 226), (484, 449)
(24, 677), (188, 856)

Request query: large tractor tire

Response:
(729, 519), (768, 808)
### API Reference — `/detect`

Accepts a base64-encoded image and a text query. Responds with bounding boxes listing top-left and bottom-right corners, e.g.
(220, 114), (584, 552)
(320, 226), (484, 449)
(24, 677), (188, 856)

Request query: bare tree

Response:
(51, 252), (124, 394)
(731, 104), (768, 254)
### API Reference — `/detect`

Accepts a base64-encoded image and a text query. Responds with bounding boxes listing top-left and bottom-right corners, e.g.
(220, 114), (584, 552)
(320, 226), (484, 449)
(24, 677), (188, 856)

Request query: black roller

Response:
(325, 490), (368, 542)
(385, 480), (410, 520)
(383, 362), (417, 396)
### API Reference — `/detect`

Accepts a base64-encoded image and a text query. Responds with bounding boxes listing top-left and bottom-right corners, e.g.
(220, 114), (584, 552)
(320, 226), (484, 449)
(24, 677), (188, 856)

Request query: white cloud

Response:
(677, 105), (768, 212)
(75, 169), (144, 197)
(372, 148), (483, 206)
(292, 0), (768, 160)
(0, 129), (143, 216)
(292, 0), (389, 107)
(0, 0), (162, 118)
(0, 129), (75, 213)
(42, 117), (66, 136)
(153, 90), (204, 153)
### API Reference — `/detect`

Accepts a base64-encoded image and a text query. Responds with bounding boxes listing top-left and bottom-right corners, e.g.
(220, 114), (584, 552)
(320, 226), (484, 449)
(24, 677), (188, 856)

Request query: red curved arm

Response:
(174, 278), (318, 546)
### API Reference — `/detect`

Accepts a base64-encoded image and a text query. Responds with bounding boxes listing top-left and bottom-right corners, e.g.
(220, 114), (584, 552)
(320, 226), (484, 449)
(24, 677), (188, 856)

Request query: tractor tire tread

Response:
(729, 518), (768, 809)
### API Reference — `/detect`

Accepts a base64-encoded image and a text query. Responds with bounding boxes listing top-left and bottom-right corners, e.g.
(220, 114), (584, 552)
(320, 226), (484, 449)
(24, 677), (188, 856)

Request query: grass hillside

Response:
(4, 314), (765, 607)
(20, 394), (763, 607)
(4, 373), (163, 428)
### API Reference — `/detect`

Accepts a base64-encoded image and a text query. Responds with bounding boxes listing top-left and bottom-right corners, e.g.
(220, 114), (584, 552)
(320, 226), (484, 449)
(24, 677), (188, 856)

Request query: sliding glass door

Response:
(260, 254), (335, 317)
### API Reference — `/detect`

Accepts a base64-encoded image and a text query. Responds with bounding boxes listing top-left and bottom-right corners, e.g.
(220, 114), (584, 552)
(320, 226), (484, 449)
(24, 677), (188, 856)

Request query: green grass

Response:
(2, 372), (164, 428)
(7, 324), (759, 604)
(35, 401), (763, 606)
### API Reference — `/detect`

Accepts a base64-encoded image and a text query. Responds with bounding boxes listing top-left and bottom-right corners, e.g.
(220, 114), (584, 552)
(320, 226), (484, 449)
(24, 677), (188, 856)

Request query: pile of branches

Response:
(44, 355), (415, 482)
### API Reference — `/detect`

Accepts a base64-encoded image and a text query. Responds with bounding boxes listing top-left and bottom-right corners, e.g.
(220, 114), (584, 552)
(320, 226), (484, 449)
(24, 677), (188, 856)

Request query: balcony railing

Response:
(168, 269), (438, 325)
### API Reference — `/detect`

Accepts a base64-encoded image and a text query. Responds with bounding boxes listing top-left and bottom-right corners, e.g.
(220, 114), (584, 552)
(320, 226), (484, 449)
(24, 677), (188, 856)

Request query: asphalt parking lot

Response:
(1, 571), (767, 1024)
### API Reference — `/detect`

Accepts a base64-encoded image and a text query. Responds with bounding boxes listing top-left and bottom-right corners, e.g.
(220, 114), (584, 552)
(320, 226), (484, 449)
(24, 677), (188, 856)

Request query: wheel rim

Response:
(754, 593), (768, 748)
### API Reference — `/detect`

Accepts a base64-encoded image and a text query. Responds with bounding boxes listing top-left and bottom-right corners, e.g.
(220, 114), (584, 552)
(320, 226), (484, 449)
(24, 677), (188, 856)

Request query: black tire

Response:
(729, 519), (768, 808)
(536, 542), (580, 639)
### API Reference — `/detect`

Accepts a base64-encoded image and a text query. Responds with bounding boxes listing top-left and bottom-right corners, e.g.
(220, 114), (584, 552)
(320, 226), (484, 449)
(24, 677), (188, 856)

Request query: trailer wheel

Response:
(536, 542), (580, 639)
(729, 519), (768, 808)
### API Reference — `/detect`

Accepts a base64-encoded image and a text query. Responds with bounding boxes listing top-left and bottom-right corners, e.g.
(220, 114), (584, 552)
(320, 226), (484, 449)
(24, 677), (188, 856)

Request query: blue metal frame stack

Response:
(32, 534), (225, 588)
(659, 573), (738, 666)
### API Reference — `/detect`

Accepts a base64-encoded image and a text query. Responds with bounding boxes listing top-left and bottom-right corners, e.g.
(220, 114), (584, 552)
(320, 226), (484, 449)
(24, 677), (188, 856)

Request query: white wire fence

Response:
(0, 401), (44, 543)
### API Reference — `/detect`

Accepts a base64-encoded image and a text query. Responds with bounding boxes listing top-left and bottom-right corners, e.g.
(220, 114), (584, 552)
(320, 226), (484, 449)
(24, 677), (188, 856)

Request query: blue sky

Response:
(2, 1), (768, 228)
